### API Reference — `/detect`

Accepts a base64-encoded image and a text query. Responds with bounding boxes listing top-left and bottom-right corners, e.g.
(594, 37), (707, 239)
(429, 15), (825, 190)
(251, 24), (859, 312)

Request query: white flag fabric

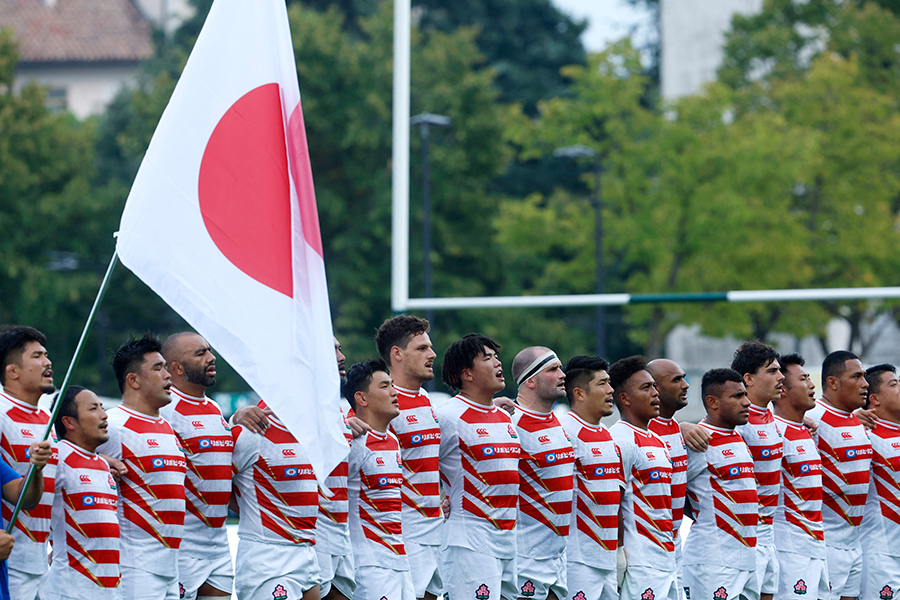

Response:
(116, 0), (346, 486)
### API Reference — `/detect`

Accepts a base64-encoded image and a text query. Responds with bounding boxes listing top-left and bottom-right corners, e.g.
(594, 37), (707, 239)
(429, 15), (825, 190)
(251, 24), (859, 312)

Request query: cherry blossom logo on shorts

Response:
(272, 584), (288, 600)
(520, 581), (535, 597)
(793, 580), (807, 595)
(713, 587), (728, 600)
(573, 592), (587, 600)
(881, 585), (894, 600)
(641, 589), (655, 600)
(475, 584), (490, 600)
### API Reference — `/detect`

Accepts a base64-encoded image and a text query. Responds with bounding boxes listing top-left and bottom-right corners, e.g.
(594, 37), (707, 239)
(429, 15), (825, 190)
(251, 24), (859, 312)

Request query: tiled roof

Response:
(0, 0), (154, 63)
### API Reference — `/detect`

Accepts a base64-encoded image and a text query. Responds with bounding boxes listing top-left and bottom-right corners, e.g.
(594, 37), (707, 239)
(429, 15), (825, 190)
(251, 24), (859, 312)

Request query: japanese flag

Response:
(116, 0), (346, 485)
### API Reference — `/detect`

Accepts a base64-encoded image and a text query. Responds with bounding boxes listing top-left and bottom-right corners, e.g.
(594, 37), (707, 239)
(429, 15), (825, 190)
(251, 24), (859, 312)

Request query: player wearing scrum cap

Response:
(807, 351), (871, 600)
(608, 356), (677, 599)
(509, 347), (574, 600)
(437, 334), (520, 600)
(560, 356), (622, 600)
(375, 316), (443, 600)
(682, 369), (759, 600)
(772, 354), (829, 598)
(859, 364), (900, 599)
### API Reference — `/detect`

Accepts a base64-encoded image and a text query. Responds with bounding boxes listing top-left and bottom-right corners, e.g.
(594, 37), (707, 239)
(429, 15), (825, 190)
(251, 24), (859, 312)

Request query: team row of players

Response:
(0, 318), (892, 600)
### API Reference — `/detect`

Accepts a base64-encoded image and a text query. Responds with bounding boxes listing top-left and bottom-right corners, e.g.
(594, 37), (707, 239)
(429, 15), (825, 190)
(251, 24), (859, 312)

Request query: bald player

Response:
(159, 333), (233, 600)
(646, 359), (690, 594)
(509, 346), (574, 600)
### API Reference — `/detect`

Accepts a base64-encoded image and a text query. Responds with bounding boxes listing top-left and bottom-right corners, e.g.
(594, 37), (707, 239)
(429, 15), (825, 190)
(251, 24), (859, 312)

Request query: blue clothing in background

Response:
(0, 457), (23, 600)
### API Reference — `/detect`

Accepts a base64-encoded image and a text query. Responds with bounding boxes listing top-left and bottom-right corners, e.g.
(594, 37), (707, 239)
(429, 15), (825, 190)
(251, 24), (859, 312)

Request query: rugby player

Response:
(806, 351), (871, 600)
(509, 346), (574, 600)
(772, 354), (829, 598)
(731, 341), (784, 600)
(859, 364), (900, 598)
(646, 359), (690, 592)
(436, 334), (520, 600)
(159, 332), (233, 600)
(46, 386), (120, 600)
(683, 368), (758, 600)
(230, 401), (319, 599)
(608, 356), (677, 599)
(560, 356), (622, 600)
(342, 360), (414, 600)
(97, 334), (187, 600)
(0, 326), (58, 599)
(375, 316), (442, 600)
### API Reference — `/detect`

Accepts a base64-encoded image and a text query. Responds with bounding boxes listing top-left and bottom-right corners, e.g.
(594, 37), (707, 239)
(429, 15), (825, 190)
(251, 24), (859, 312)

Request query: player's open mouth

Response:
(42, 368), (52, 379)
(206, 366), (216, 376)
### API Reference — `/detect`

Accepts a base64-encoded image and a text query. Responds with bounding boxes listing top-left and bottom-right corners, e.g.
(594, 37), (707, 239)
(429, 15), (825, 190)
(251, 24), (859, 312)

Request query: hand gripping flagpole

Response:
(5, 250), (119, 535)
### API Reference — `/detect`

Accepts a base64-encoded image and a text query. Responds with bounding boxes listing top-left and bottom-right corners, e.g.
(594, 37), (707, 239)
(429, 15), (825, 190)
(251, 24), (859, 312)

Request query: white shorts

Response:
(351, 566), (414, 600)
(440, 545), (517, 600)
(776, 550), (829, 600)
(621, 564), (678, 600)
(234, 539), (320, 600)
(826, 544), (863, 598)
(10, 567), (44, 600)
(119, 565), (180, 600)
(40, 565), (123, 600)
(516, 554), (566, 600)
(566, 561), (617, 600)
(684, 563), (759, 600)
(315, 548), (356, 599)
(406, 539), (442, 597)
(178, 549), (234, 599)
(755, 543), (779, 595)
(860, 551), (900, 600)
(675, 539), (684, 595)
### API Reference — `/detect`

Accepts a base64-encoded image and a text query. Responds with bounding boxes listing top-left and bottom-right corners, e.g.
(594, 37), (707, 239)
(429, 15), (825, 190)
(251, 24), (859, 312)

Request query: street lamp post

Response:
(553, 145), (606, 358)
(411, 113), (451, 364)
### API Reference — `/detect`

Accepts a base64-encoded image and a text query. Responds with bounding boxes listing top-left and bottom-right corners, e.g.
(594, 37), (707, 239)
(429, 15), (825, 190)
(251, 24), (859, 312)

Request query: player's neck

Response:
(748, 393), (771, 410)
(571, 407), (599, 426)
(772, 404), (803, 424)
(702, 415), (735, 430)
(657, 401), (678, 420)
(459, 387), (495, 407)
(820, 394), (850, 413)
(66, 434), (100, 454)
(620, 411), (649, 431)
(171, 380), (206, 399)
(389, 369), (424, 393)
(516, 394), (552, 414)
(357, 410), (389, 433)
(873, 407), (900, 424)
(121, 395), (161, 418)
(1, 386), (40, 406)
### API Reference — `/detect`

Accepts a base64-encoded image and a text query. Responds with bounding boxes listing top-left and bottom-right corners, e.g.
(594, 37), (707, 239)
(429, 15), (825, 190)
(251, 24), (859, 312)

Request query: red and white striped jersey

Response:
(683, 423), (757, 570)
(437, 395), (520, 559)
(512, 404), (574, 560)
(49, 440), (120, 591)
(860, 420), (900, 557)
(773, 416), (825, 557)
(0, 391), (57, 575)
(96, 405), (186, 575)
(347, 429), (409, 570)
(388, 386), (442, 544)
(649, 416), (687, 541)
(159, 387), (232, 554)
(317, 407), (353, 555)
(735, 404), (783, 545)
(807, 399), (872, 549)
(609, 421), (675, 569)
(231, 412), (317, 546)
(560, 412), (623, 570)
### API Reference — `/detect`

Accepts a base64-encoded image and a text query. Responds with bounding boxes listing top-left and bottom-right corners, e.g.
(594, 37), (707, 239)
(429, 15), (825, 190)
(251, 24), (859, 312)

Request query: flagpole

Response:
(5, 250), (119, 535)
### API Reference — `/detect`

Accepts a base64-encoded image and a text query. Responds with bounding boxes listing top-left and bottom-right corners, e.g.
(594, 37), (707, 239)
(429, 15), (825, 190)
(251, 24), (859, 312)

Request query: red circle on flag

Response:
(198, 83), (293, 298)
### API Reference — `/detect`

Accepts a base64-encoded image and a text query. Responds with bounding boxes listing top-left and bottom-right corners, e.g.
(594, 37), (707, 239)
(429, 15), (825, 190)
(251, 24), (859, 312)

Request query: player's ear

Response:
(571, 386), (585, 404)
(61, 415), (77, 433)
(3, 363), (17, 382)
(461, 368), (474, 383)
(125, 371), (141, 391)
(705, 395), (719, 411)
(742, 372), (753, 388)
(616, 390), (630, 407)
(867, 393), (881, 409)
(354, 390), (368, 408)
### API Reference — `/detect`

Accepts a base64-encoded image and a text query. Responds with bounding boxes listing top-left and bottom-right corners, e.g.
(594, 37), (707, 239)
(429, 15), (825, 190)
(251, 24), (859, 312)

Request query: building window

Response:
(45, 86), (67, 113)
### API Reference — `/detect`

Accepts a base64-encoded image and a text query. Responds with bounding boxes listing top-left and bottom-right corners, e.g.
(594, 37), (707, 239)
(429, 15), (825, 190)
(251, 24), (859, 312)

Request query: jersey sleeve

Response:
(230, 425), (260, 474)
(438, 411), (458, 466)
(347, 436), (365, 474)
(617, 438), (636, 485)
(96, 425), (122, 460)
(685, 448), (707, 482)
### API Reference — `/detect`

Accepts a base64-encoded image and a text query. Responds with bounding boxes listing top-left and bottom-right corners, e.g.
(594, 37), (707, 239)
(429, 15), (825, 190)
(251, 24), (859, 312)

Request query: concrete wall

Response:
(14, 63), (141, 119)
(660, 0), (763, 99)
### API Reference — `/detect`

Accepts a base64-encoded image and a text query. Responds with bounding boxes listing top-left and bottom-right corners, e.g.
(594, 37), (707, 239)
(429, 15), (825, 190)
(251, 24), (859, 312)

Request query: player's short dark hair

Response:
(778, 353), (805, 390)
(564, 356), (609, 403)
(342, 359), (388, 410)
(112, 333), (163, 393)
(608, 356), (648, 398)
(865, 363), (896, 396)
(822, 350), (859, 382)
(731, 340), (779, 377)
(374, 315), (431, 365)
(54, 385), (87, 441)
(441, 334), (501, 392)
(701, 368), (744, 407)
(0, 326), (48, 385)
